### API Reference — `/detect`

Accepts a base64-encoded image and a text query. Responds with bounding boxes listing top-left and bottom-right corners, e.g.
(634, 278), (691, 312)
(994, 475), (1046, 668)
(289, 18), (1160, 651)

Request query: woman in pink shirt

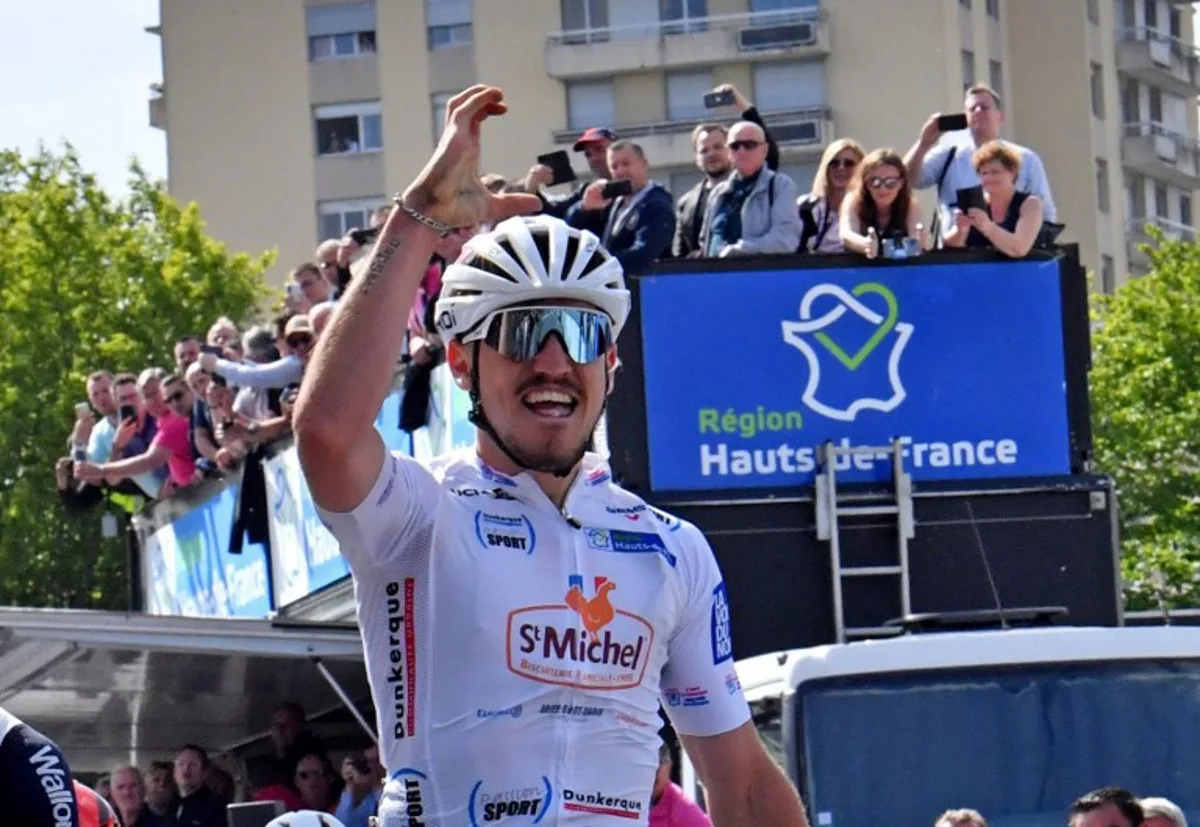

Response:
(650, 742), (713, 827)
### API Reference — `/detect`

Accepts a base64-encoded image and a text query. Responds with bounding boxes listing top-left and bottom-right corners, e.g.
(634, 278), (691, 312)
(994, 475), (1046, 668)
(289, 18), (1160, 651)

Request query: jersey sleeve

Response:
(660, 522), (751, 737)
(315, 450), (441, 573)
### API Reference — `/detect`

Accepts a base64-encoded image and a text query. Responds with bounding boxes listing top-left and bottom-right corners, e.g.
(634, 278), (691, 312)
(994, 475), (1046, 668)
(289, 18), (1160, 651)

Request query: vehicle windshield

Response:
(795, 660), (1200, 827)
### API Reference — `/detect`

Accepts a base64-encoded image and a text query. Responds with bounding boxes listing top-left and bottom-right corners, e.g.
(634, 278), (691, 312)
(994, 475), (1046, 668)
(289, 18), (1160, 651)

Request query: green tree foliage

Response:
(1091, 232), (1200, 610)
(0, 146), (274, 608)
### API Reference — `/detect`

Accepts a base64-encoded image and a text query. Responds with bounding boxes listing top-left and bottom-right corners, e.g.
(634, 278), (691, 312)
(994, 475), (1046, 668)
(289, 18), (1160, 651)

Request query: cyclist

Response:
(295, 85), (809, 826)
(0, 704), (79, 826)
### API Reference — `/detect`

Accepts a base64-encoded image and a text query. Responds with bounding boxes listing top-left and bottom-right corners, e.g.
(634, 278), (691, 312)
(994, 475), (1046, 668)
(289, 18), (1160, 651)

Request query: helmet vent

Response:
(579, 249), (607, 279)
(467, 254), (517, 282)
(530, 227), (552, 273)
(563, 233), (581, 280)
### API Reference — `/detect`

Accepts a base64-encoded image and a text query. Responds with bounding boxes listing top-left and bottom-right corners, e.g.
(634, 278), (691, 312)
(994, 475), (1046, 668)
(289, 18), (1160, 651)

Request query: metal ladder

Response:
(815, 439), (915, 643)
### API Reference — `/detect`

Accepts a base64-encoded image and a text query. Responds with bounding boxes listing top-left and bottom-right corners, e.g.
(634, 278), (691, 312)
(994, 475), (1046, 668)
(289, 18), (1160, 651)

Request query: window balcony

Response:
(148, 83), (165, 131)
(1122, 122), (1200, 190)
(1126, 214), (1196, 271)
(1115, 28), (1200, 97)
(552, 106), (832, 169)
(545, 9), (829, 80)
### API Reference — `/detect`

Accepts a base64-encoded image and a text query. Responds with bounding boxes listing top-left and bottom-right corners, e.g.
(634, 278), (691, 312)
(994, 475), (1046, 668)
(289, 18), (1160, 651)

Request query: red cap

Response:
(573, 127), (619, 151)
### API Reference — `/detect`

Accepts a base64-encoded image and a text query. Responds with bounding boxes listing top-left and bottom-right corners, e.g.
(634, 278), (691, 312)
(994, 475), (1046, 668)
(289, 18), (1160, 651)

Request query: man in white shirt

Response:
(905, 84), (1056, 240)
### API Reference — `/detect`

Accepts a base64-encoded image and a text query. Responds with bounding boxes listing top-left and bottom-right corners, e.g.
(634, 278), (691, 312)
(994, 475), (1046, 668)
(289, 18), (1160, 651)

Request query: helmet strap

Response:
(465, 347), (608, 480)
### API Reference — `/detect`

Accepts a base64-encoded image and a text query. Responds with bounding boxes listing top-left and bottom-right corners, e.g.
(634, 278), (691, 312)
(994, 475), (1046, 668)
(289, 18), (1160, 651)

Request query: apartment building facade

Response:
(150, 0), (1200, 289)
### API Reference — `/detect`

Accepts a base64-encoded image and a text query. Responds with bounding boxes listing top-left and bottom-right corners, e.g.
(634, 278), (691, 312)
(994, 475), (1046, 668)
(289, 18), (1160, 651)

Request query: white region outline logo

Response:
(780, 282), (914, 422)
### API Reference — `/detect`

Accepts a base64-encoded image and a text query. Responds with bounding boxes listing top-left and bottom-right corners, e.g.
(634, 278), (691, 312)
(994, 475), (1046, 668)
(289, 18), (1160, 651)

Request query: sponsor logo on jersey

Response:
(474, 511), (536, 554)
(562, 788), (644, 820)
(30, 744), (75, 827)
(605, 504), (646, 521)
(451, 486), (520, 502)
(480, 463), (519, 488)
(615, 710), (653, 728)
(583, 528), (677, 567)
(650, 507), (682, 532)
(468, 777), (553, 826)
(725, 671), (741, 695)
(539, 702), (603, 720)
(663, 685), (710, 708)
(476, 704), (523, 720)
(711, 581), (733, 664)
(586, 467), (611, 486)
(508, 574), (653, 690)
(392, 768), (427, 827)
(386, 578), (418, 739)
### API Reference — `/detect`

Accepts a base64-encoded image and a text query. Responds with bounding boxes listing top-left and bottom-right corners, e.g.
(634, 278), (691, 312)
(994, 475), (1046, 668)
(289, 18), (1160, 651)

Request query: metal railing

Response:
(1122, 121), (1200, 155)
(547, 7), (823, 46)
(1116, 26), (1200, 63)
(1126, 215), (1197, 240)
(551, 105), (830, 146)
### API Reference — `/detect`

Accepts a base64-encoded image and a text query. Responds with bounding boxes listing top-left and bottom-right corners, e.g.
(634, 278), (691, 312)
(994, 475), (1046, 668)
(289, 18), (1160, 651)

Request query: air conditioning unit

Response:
(737, 20), (817, 51)
(772, 119), (822, 145)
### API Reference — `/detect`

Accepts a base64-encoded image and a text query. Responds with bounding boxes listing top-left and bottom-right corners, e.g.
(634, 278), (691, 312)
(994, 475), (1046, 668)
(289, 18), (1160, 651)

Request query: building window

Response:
(561, 0), (609, 40)
(961, 50), (976, 93)
(1128, 173), (1146, 216)
(1182, 193), (1193, 226)
(750, 0), (819, 12)
(1155, 183), (1169, 218)
(1096, 159), (1110, 213)
(752, 60), (826, 112)
(1086, 0), (1099, 24)
(314, 102), (383, 155)
(666, 69), (714, 121)
(1120, 0), (1135, 27)
(427, 0), (472, 49)
(986, 0), (999, 19)
(567, 80), (615, 130)
(1144, 0), (1158, 30)
(959, 0), (971, 8)
(431, 92), (453, 143)
(306, 3), (377, 61)
(1121, 77), (1139, 123)
(989, 60), (1003, 99)
(318, 198), (386, 241)
(1100, 255), (1115, 293)
(1170, 8), (1182, 38)
(1149, 85), (1163, 123)
(660, 0), (708, 34)
(1090, 63), (1104, 118)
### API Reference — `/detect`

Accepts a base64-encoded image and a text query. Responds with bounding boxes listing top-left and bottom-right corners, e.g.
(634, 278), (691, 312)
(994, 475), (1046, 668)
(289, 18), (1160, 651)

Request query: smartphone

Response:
(601, 180), (635, 199)
(118, 404), (138, 423)
(956, 185), (987, 213)
(938, 113), (969, 132)
(349, 226), (381, 246)
(74, 402), (92, 419)
(703, 89), (735, 109)
(200, 344), (224, 357)
(72, 445), (88, 463)
(536, 150), (577, 187)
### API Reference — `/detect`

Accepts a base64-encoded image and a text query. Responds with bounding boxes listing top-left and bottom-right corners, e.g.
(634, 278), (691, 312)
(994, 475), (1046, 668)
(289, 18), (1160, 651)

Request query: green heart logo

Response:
(813, 282), (899, 371)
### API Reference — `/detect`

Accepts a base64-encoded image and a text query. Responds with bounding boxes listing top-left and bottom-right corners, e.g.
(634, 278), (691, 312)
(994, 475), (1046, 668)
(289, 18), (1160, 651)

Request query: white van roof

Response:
(735, 626), (1200, 699)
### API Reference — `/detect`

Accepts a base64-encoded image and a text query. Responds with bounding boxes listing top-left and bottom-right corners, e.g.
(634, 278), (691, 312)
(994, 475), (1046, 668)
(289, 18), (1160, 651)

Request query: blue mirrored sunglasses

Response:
(465, 306), (612, 364)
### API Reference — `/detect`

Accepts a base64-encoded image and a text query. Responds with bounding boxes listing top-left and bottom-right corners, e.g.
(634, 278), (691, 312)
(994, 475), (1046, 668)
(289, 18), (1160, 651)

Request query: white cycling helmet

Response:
(265, 811), (347, 827)
(434, 214), (630, 342)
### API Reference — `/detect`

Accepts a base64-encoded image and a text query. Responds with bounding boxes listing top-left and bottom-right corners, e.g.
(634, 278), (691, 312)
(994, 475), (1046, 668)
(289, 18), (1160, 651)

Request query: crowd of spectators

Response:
(85, 701), (382, 827)
(53, 78), (1062, 514)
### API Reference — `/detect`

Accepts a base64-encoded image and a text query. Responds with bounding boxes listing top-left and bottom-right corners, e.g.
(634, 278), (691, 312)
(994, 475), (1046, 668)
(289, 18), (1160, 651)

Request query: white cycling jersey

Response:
(318, 448), (750, 826)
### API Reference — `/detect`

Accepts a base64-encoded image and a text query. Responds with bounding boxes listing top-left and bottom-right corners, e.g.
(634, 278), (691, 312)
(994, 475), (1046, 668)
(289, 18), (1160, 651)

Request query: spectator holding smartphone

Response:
(93, 373), (166, 499)
(523, 126), (617, 238)
(942, 141), (1044, 258)
(905, 85), (1055, 242)
(798, 138), (865, 254)
(567, 140), (675, 273)
(840, 148), (928, 260)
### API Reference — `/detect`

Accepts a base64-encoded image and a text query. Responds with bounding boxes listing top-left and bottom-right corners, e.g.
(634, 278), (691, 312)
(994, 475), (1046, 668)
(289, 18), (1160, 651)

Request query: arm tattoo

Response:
(360, 236), (405, 294)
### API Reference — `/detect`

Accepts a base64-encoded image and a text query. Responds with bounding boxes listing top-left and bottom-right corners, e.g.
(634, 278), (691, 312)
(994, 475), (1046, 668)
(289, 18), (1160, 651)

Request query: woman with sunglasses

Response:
(295, 86), (807, 827)
(797, 138), (865, 254)
(840, 148), (929, 259)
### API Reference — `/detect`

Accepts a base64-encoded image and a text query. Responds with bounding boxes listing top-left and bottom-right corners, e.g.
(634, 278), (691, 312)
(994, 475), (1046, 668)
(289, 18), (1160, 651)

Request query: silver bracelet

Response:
(393, 195), (453, 237)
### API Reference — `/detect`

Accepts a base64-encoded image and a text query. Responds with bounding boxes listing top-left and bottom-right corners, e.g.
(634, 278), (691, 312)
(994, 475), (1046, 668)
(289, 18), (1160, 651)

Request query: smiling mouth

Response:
(521, 389), (579, 419)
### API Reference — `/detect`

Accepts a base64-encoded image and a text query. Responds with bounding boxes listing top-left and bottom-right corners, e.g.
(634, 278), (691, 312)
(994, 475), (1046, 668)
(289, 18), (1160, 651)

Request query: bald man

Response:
(698, 121), (802, 257)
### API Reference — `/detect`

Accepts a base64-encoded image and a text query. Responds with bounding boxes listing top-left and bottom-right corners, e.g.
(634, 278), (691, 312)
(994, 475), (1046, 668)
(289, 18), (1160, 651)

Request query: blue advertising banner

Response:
(639, 259), (1070, 491)
(141, 483), (272, 618)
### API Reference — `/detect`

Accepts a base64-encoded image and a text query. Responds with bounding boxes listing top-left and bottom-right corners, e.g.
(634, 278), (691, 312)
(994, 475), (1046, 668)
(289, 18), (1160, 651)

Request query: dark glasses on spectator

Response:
(465, 306), (612, 365)
(165, 390), (185, 403)
(287, 335), (314, 348)
(727, 140), (761, 152)
(867, 176), (903, 190)
(829, 158), (857, 169)
(296, 770), (324, 781)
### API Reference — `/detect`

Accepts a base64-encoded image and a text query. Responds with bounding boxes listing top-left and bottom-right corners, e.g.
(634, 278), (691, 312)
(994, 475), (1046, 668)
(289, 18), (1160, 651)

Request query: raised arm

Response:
(294, 85), (539, 513)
